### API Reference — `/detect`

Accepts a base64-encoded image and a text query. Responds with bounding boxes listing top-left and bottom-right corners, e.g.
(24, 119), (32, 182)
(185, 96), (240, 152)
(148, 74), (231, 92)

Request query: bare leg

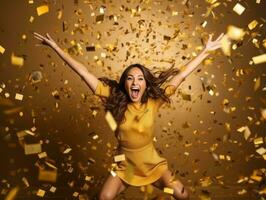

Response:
(152, 170), (190, 200)
(99, 174), (129, 200)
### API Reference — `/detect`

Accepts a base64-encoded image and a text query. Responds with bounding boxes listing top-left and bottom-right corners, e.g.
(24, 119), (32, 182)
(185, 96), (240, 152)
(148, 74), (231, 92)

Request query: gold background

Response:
(0, 0), (265, 199)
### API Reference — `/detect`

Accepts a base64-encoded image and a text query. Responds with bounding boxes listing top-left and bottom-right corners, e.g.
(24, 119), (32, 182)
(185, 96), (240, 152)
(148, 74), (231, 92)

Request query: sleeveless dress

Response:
(94, 80), (177, 186)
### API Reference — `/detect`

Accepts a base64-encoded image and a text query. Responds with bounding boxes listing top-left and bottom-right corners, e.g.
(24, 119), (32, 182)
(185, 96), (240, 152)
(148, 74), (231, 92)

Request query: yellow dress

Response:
(94, 80), (177, 186)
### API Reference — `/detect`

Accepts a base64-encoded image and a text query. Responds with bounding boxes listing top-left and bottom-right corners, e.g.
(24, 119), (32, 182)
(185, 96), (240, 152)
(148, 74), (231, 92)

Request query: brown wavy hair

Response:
(99, 63), (180, 129)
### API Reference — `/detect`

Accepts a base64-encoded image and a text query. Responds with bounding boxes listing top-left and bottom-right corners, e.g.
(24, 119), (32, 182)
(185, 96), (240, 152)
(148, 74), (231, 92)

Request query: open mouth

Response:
(131, 88), (140, 99)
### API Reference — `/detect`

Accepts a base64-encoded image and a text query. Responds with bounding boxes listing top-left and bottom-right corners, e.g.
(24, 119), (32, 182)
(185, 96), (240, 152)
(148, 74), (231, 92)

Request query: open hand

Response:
(33, 32), (57, 49)
(204, 33), (224, 53)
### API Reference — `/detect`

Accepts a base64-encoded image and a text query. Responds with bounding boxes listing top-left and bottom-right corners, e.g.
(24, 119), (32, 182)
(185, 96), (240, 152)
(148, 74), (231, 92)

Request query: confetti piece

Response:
(36, 189), (45, 197)
(237, 126), (251, 140)
(44, 161), (57, 170)
(22, 177), (29, 187)
(11, 53), (24, 66)
(96, 14), (104, 23)
(252, 54), (266, 64)
(221, 34), (231, 56)
(15, 93), (23, 101)
(63, 147), (72, 154)
(114, 154), (125, 162)
(37, 5), (49, 16)
(248, 20), (258, 30)
(38, 169), (57, 182)
(24, 143), (42, 155)
(85, 176), (92, 181)
(254, 77), (260, 91)
(5, 187), (19, 200)
(29, 16), (34, 23)
(49, 186), (56, 193)
(0, 45), (5, 54)
(29, 71), (43, 84)
(105, 111), (117, 131)
(227, 25), (245, 40)
(233, 3), (245, 15)
(256, 147), (266, 155)
(110, 170), (117, 177)
(38, 152), (47, 159)
(25, 129), (35, 136)
(163, 187), (174, 194)
(73, 192), (79, 197)
(201, 21), (207, 28)
(250, 174), (262, 182)
(254, 137), (263, 145)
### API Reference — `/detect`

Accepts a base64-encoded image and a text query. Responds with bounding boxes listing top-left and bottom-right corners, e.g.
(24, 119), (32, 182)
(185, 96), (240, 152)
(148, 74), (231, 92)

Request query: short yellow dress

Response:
(94, 80), (177, 186)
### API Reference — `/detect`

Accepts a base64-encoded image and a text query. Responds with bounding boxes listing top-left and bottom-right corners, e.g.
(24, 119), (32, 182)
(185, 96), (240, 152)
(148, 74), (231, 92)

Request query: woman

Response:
(34, 32), (223, 200)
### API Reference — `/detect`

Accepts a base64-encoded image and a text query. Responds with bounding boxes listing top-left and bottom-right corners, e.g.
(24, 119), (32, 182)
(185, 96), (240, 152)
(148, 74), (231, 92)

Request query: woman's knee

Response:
(173, 185), (190, 200)
(99, 191), (115, 200)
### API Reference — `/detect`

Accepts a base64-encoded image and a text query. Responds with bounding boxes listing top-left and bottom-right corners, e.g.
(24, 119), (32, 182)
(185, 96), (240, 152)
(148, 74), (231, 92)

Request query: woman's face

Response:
(124, 67), (147, 103)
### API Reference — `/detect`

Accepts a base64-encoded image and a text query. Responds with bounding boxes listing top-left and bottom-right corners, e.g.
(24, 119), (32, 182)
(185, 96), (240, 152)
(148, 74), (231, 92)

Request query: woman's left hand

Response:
(204, 33), (224, 53)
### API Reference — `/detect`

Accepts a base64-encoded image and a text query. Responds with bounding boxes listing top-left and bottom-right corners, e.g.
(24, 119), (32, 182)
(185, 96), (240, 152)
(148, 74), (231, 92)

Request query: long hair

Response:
(99, 63), (180, 128)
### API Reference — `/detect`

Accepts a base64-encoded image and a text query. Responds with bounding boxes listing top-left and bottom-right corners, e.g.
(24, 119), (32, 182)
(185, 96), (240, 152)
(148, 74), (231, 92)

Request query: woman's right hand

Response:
(33, 32), (58, 49)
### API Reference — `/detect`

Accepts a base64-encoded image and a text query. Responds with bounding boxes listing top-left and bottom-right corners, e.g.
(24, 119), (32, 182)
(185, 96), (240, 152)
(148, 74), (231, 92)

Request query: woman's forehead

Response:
(127, 67), (143, 76)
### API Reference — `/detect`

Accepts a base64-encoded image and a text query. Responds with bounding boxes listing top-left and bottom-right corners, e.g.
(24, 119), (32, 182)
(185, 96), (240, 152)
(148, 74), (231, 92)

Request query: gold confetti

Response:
(11, 53), (24, 66)
(227, 25), (245, 40)
(248, 20), (258, 30)
(254, 77), (260, 91)
(38, 169), (57, 182)
(63, 147), (72, 154)
(38, 152), (47, 159)
(73, 192), (79, 197)
(49, 186), (56, 193)
(163, 187), (174, 194)
(110, 170), (117, 177)
(105, 111), (117, 131)
(22, 177), (29, 187)
(29, 16), (34, 23)
(233, 3), (245, 15)
(0, 44), (5, 54)
(15, 93), (23, 101)
(252, 54), (266, 64)
(254, 137), (263, 145)
(237, 126), (251, 140)
(221, 34), (231, 56)
(114, 154), (125, 162)
(37, 5), (49, 16)
(256, 147), (266, 155)
(5, 187), (19, 200)
(24, 143), (42, 155)
(36, 189), (45, 197)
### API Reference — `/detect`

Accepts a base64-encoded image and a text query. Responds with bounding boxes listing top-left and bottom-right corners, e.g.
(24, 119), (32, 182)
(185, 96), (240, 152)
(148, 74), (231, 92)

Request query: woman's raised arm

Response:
(33, 32), (98, 93)
(167, 33), (224, 88)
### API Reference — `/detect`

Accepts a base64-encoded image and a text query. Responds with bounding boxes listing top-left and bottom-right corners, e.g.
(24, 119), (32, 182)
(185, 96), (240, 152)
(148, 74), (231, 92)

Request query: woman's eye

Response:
(127, 77), (132, 80)
(139, 78), (144, 81)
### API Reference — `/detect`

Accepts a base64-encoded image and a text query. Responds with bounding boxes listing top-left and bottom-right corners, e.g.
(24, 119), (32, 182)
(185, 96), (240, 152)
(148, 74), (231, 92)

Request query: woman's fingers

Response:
(216, 33), (225, 41)
(33, 35), (44, 42)
(46, 33), (52, 40)
(33, 32), (45, 39)
(207, 34), (213, 43)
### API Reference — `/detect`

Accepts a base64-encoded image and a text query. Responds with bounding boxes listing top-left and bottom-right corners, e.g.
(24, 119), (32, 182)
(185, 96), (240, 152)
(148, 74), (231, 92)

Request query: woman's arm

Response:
(168, 33), (224, 88)
(33, 32), (98, 93)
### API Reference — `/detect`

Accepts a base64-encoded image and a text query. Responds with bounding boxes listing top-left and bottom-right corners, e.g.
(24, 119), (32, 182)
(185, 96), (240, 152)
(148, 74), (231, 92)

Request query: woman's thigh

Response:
(152, 170), (189, 200)
(99, 174), (129, 200)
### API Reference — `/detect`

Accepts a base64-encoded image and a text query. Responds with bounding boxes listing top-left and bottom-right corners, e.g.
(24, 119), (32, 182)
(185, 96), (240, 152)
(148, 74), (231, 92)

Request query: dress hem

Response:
(114, 164), (168, 186)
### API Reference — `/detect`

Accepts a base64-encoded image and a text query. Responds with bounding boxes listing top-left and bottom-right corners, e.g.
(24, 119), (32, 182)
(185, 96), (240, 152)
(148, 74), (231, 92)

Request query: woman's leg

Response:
(152, 170), (190, 200)
(99, 174), (129, 200)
